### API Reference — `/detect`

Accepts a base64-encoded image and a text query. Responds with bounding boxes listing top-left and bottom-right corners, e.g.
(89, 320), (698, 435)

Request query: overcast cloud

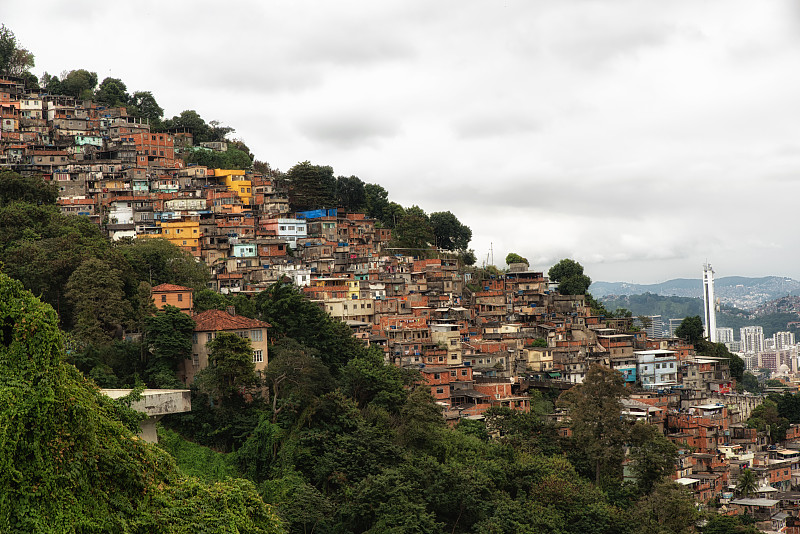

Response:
(2, 0), (799, 284)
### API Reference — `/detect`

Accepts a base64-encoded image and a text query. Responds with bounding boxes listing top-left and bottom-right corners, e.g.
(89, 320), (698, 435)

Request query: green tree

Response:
(197, 332), (258, 404)
(558, 364), (629, 485)
(631, 481), (700, 534)
(747, 398), (789, 443)
(285, 161), (336, 211)
(60, 69), (98, 100)
(335, 175), (367, 211)
(505, 252), (529, 266)
(183, 145), (253, 170)
(340, 348), (416, 412)
(94, 76), (129, 106)
(364, 183), (390, 224)
(429, 211), (472, 251)
(129, 90), (164, 124)
(393, 208), (435, 252)
(459, 248), (477, 266)
(142, 305), (195, 388)
(117, 237), (209, 289)
(65, 257), (131, 346)
(0, 25), (34, 77)
(736, 468), (757, 497)
(628, 421), (678, 495)
(675, 315), (705, 345)
(162, 109), (213, 142)
(0, 170), (57, 206)
(208, 120), (235, 142)
(264, 337), (334, 424)
(548, 258), (592, 295)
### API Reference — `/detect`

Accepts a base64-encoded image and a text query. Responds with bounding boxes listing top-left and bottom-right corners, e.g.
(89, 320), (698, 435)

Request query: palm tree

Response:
(736, 468), (758, 497)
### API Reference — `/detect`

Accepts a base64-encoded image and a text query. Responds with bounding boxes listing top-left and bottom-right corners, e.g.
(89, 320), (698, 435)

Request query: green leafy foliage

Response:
(335, 175), (367, 211)
(0, 170), (57, 206)
(94, 76), (130, 106)
(285, 161), (336, 211)
(627, 422), (678, 495)
(558, 365), (629, 485)
(0, 24), (35, 77)
(143, 306), (195, 388)
(0, 271), (284, 533)
(157, 427), (238, 480)
(197, 332), (258, 404)
(548, 258), (592, 295)
(505, 252), (529, 266)
(183, 145), (253, 170)
(747, 398), (789, 443)
(675, 315), (704, 344)
(430, 210), (472, 251)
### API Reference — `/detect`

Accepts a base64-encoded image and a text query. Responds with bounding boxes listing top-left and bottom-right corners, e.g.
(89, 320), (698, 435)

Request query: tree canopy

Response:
(548, 258), (592, 295)
(0, 25), (34, 78)
(429, 210), (472, 251)
(506, 252), (529, 266)
(675, 315), (704, 345)
(285, 161), (336, 212)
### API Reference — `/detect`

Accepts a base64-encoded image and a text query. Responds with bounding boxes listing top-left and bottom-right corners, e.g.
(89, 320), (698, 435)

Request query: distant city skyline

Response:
(2, 1), (800, 284)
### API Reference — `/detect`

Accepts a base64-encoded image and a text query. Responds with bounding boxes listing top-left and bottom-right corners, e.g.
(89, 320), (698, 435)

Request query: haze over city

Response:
(3, 0), (799, 284)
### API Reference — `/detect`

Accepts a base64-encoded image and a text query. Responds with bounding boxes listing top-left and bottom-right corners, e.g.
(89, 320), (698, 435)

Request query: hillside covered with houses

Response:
(6, 34), (800, 533)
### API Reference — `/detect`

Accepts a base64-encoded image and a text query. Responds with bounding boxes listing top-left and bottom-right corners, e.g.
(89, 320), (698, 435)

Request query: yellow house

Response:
(214, 169), (252, 204)
(347, 280), (361, 300)
(147, 219), (201, 256)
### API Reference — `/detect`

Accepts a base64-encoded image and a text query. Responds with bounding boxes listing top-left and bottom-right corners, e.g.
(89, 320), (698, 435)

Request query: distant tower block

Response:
(703, 263), (717, 343)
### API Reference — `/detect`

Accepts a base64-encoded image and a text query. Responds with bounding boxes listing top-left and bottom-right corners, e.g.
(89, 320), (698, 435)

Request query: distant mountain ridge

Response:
(590, 276), (800, 311)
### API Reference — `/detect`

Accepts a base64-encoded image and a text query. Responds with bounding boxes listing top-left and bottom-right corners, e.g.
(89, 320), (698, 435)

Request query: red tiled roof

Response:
(152, 283), (193, 292)
(193, 309), (270, 332)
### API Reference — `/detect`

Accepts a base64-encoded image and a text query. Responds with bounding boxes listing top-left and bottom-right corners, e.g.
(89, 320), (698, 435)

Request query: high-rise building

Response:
(774, 331), (795, 350)
(642, 315), (663, 338)
(716, 327), (734, 344)
(740, 326), (765, 354)
(703, 263), (716, 343)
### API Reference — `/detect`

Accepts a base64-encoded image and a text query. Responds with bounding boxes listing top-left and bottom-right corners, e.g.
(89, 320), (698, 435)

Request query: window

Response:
(461, 370), (468, 376)
(192, 353), (199, 368)
(161, 295), (166, 302)
(436, 387), (444, 394)
(250, 329), (263, 342)
(450, 371), (457, 377)
(434, 373), (440, 379)
(253, 350), (263, 363)
(192, 333), (198, 344)
(207, 333), (214, 343)
(177, 294), (183, 302)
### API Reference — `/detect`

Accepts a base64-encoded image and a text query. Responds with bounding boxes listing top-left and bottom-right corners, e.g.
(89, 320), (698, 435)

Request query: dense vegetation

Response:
(0, 272), (284, 533)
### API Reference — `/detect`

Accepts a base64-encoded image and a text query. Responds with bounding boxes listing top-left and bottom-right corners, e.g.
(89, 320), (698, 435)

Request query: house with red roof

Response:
(151, 283), (194, 315)
(185, 308), (270, 383)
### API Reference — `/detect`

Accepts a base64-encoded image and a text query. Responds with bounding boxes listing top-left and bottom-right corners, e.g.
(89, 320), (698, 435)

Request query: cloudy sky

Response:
(3, 0), (799, 284)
